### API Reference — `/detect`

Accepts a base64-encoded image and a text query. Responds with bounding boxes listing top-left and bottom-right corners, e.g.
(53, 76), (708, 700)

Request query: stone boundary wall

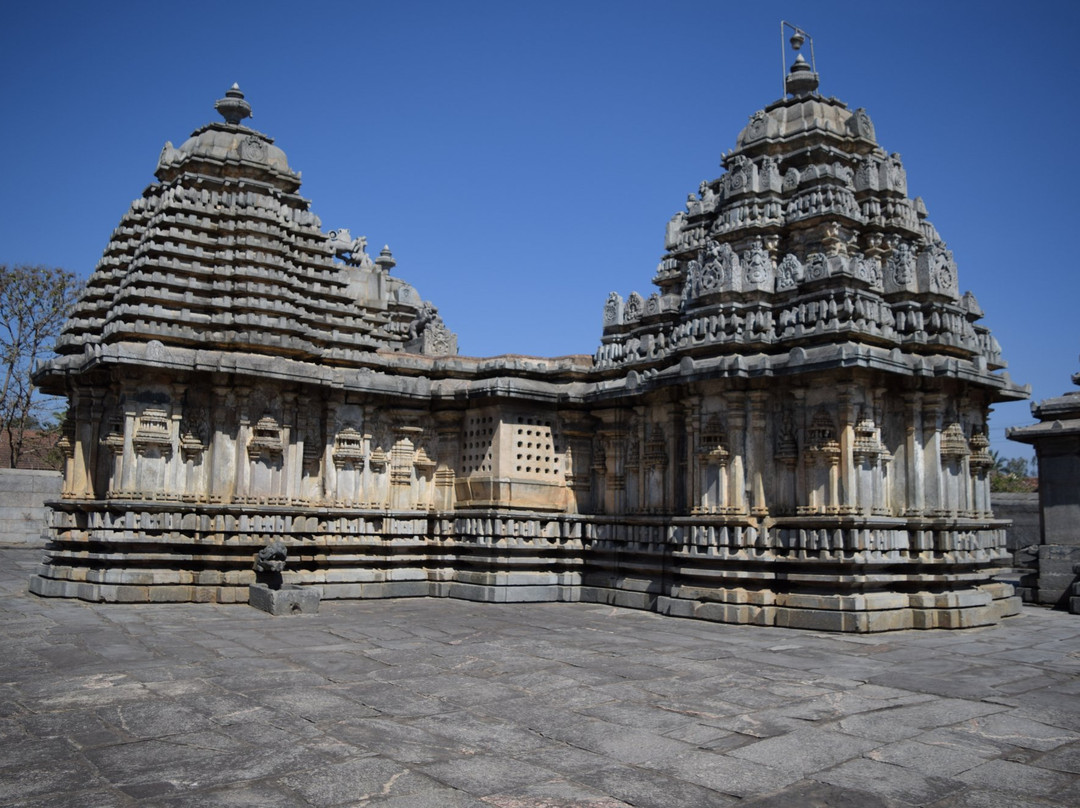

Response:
(992, 492), (1041, 553)
(0, 470), (61, 545)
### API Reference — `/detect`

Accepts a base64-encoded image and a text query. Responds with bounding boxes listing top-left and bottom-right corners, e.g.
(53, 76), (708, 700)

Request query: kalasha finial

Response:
(780, 21), (818, 99)
(214, 83), (252, 125)
(376, 245), (396, 273)
(786, 54), (820, 97)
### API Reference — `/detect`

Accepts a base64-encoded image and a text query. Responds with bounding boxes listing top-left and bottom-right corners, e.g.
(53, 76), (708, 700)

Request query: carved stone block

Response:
(248, 583), (321, 615)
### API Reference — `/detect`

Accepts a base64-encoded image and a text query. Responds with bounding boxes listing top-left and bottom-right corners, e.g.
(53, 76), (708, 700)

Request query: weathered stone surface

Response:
(248, 583), (320, 615)
(0, 469), (60, 545)
(3, 539), (1080, 806)
(31, 56), (1028, 632)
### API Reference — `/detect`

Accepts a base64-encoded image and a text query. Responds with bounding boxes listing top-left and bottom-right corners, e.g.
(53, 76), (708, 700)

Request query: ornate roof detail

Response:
(852, 412), (885, 461)
(54, 88), (456, 365)
(940, 422), (971, 460)
(595, 65), (1010, 382)
(332, 427), (364, 467)
(699, 414), (729, 464)
(968, 430), (993, 471)
(248, 415), (283, 459)
(214, 83), (252, 125)
(644, 425), (668, 467)
(806, 410), (840, 458)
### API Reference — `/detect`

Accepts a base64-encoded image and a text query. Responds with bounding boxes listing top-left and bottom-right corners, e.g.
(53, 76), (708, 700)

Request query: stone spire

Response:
(54, 87), (456, 362)
(598, 49), (1015, 381)
(214, 83), (252, 125)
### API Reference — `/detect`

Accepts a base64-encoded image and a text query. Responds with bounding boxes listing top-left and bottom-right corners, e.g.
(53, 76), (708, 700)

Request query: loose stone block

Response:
(248, 584), (321, 615)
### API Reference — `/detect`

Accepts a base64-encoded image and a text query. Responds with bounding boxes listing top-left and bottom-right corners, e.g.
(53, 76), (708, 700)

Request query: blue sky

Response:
(2, 1), (1076, 460)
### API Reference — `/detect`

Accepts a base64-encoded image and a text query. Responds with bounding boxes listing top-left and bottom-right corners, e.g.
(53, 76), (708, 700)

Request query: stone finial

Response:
(786, 54), (819, 97)
(376, 245), (396, 273)
(215, 83), (252, 125)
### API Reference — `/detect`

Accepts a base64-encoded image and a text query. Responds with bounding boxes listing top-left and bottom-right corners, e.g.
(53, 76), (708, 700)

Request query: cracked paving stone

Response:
(277, 755), (442, 807)
(419, 754), (564, 797)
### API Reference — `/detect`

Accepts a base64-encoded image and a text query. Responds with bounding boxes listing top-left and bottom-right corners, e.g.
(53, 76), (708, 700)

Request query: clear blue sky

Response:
(2, 1), (1076, 460)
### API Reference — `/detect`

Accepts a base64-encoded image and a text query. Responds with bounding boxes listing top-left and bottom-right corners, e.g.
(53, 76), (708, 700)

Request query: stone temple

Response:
(30, 55), (1029, 632)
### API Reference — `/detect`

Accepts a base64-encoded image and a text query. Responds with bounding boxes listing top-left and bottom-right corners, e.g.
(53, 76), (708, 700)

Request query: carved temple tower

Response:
(31, 57), (1027, 631)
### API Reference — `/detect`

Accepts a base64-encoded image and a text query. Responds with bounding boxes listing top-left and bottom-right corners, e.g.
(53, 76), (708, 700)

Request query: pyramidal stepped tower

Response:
(31, 46), (1027, 631)
(59, 83), (456, 365)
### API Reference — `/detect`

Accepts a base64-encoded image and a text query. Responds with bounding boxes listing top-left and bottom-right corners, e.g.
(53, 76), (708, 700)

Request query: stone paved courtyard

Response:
(1, 545), (1078, 807)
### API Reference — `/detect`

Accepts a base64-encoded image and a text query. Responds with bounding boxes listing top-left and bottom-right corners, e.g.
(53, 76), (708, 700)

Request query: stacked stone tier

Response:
(31, 501), (1018, 631)
(58, 135), (440, 362)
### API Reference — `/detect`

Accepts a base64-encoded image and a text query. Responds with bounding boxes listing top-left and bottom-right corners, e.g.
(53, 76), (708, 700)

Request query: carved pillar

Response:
(838, 388), (856, 513)
(672, 403), (687, 513)
(57, 404), (77, 497)
(167, 383), (185, 497)
(939, 418), (969, 518)
(642, 412), (669, 514)
(87, 390), (105, 499)
(67, 388), (86, 497)
(367, 412), (389, 509)
(390, 425), (422, 511)
(968, 418), (993, 517)
(922, 394), (945, 515)
(69, 388), (94, 498)
(684, 397), (702, 513)
(282, 391), (299, 503)
(791, 389), (807, 513)
(828, 447), (840, 513)
(68, 387), (106, 499)
(561, 412), (595, 515)
(748, 391), (769, 516)
(298, 394), (324, 503)
(727, 393), (747, 514)
(98, 399), (125, 497)
(903, 392), (924, 515)
(773, 400), (798, 515)
(873, 389), (891, 515)
(118, 386), (139, 495)
(234, 386), (252, 500)
(323, 398), (340, 503)
(594, 409), (629, 515)
(414, 432), (436, 512)
(606, 430), (626, 515)
(204, 385), (232, 503)
(634, 407), (646, 512)
(434, 411), (464, 512)
(591, 436), (607, 515)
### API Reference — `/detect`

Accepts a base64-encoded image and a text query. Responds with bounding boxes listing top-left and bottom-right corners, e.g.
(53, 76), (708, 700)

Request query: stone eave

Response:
(37, 331), (1025, 412)
(1029, 391), (1080, 420)
(1007, 418), (1080, 443)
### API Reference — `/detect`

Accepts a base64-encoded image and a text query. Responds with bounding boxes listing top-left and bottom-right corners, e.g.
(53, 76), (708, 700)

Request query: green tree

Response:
(989, 450), (1036, 493)
(0, 265), (82, 468)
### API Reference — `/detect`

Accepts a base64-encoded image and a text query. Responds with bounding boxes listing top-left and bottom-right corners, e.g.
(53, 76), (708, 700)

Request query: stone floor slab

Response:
(1, 546), (1078, 807)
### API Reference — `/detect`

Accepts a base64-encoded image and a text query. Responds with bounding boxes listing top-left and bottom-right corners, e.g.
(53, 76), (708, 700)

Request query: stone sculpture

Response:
(249, 539), (319, 615)
(253, 541), (287, 574)
(30, 62), (1028, 632)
